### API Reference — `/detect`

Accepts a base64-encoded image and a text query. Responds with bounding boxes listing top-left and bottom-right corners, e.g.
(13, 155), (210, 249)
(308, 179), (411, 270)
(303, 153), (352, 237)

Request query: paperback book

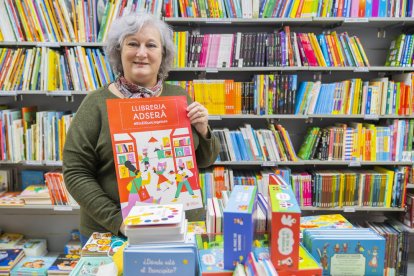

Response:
(107, 96), (202, 219)
(47, 254), (80, 275)
(10, 256), (57, 276)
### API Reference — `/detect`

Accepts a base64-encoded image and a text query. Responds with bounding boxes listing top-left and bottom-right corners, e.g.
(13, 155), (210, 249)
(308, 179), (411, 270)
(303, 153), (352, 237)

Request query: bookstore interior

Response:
(1, 0), (414, 275)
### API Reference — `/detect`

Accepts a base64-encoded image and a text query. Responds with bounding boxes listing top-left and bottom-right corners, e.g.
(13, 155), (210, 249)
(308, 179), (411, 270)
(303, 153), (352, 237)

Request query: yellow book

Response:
(45, 0), (63, 42)
(219, 80), (226, 114)
(52, 0), (71, 42)
(373, 166), (394, 208)
(331, 32), (346, 66)
(352, 78), (363, 114)
(47, 49), (56, 91)
(14, 0), (34, 41)
(4, 49), (23, 90)
(349, 36), (365, 67)
(76, 0), (85, 42)
(0, 28), (3, 41)
(309, 33), (327, 67)
(80, 47), (95, 90)
(338, 173), (344, 207)
(301, 0), (313, 18)
(24, 0), (45, 41)
(289, 0), (302, 18)
(70, 0), (78, 41)
(36, 0), (55, 42)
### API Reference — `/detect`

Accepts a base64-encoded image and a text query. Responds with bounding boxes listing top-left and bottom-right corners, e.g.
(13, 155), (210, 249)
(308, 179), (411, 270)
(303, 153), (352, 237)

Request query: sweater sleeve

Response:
(62, 92), (123, 235)
(194, 125), (220, 168)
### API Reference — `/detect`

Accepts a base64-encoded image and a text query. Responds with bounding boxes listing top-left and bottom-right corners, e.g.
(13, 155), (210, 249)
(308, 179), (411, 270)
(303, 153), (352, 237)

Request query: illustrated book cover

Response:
(47, 253), (80, 275)
(107, 96), (202, 219)
(10, 256), (57, 276)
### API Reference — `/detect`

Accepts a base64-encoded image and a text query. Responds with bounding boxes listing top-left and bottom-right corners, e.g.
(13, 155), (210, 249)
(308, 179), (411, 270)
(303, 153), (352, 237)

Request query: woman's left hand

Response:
(187, 102), (209, 138)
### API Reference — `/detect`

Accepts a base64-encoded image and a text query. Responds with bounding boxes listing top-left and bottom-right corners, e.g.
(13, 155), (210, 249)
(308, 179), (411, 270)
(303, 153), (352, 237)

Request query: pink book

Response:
(350, 0), (360, 17)
(199, 34), (209, 67)
(372, 0), (379, 17)
(298, 33), (318, 67)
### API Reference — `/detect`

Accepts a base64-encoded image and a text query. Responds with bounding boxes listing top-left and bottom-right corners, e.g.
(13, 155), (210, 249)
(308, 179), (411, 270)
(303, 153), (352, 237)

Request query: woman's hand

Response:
(187, 102), (209, 138)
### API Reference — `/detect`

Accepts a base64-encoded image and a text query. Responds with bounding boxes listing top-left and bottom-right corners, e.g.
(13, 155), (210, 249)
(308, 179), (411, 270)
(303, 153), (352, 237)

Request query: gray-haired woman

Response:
(63, 13), (219, 245)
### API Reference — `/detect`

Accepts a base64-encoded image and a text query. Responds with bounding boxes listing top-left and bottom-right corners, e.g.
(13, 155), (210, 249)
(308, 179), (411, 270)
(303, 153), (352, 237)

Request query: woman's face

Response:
(121, 25), (163, 88)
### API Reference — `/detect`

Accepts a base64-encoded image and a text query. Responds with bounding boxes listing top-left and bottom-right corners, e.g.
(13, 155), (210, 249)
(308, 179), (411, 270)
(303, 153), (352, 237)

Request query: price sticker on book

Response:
(344, 207), (356, 212)
(54, 206), (73, 211)
(364, 114), (379, 120)
(344, 18), (369, 23)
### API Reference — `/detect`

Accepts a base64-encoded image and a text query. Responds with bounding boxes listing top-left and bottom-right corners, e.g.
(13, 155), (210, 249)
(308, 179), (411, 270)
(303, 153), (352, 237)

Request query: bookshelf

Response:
(1, 1), (414, 259)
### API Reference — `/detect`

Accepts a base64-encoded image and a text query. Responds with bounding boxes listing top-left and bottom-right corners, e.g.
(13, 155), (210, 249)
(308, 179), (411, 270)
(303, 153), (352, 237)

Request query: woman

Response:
(63, 13), (220, 244)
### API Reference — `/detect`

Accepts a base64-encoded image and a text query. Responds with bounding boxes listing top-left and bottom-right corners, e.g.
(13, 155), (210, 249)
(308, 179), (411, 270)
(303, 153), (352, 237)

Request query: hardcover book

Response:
(69, 256), (113, 276)
(0, 249), (24, 272)
(10, 256), (57, 276)
(107, 96), (202, 219)
(47, 254), (80, 275)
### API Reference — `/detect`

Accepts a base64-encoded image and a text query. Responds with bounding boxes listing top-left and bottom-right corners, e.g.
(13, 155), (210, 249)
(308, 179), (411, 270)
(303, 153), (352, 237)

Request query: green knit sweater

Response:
(63, 84), (220, 237)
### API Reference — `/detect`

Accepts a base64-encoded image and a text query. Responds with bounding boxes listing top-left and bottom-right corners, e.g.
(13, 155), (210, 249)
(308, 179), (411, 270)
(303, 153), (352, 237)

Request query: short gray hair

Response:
(105, 13), (175, 80)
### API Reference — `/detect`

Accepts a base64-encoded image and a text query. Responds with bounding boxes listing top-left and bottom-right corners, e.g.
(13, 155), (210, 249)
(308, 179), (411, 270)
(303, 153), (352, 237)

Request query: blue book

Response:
(317, 34), (331, 67)
(304, 229), (385, 276)
(124, 245), (196, 276)
(365, 0), (373, 17)
(11, 256), (57, 276)
(21, 170), (45, 190)
(69, 256), (112, 276)
(230, 131), (242, 161)
(0, 249), (24, 271)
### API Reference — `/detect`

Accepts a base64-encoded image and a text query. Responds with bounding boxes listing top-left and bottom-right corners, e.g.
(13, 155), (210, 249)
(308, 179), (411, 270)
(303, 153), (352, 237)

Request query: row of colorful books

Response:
(212, 120), (413, 163)
(213, 124), (298, 162)
(170, 73), (414, 116)
(174, 29), (369, 68)
(0, 47), (115, 92)
(295, 74), (414, 116)
(298, 120), (413, 162)
(386, 33), (414, 67)
(0, 107), (74, 162)
(0, 0), (163, 43)
(291, 167), (409, 208)
(165, 0), (414, 18)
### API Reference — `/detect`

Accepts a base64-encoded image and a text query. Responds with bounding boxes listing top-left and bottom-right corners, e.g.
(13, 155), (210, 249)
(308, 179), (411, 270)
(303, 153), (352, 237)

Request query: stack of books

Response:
(0, 233), (24, 249)
(17, 185), (51, 205)
(124, 204), (187, 245)
(0, 249), (25, 275)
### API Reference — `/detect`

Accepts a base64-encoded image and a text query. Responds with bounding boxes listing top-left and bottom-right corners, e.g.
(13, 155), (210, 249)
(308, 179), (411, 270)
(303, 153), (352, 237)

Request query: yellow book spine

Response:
(24, 0), (44, 41)
(289, 0), (301, 18)
(14, 0), (34, 41)
(309, 33), (327, 67)
(45, 0), (63, 41)
(332, 32), (346, 66)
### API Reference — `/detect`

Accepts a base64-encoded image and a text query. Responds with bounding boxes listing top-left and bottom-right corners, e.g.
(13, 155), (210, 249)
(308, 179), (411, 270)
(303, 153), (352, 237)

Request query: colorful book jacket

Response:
(0, 249), (24, 269)
(47, 253), (80, 273)
(300, 214), (354, 233)
(107, 96), (202, 219)
(69, 256), (113, 276)
(10, 256), (57, 276)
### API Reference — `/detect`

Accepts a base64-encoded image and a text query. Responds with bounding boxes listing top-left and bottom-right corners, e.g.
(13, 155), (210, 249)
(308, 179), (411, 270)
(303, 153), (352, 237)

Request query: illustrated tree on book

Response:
(107, 96), (202, 219)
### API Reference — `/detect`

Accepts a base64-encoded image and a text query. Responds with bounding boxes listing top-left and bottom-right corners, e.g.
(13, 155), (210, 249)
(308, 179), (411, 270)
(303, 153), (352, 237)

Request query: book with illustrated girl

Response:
(107, 96), (202, 219)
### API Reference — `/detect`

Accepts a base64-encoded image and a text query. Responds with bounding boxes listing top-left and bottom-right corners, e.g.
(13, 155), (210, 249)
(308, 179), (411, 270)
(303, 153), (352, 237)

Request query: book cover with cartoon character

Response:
(107, 96), (202, 219)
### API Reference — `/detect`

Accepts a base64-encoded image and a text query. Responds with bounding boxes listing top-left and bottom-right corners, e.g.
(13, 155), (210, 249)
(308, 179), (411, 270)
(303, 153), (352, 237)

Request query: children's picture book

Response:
(20, 170), (45, 190)
(47, 254), (80, 275)
(107, 96), (202, 219)
(0, 192), (24, 206)
(69, 256), (113, 276)
(0, 249), (24, 272)
(124, 246), (196, 275)
(81, 232), (113, 257)
(0, 233), (24, 249)
(0, 169), (10, 195)
(300, 214), (354, 232)
(124, 204), (183, 227)
(10, 256), (57, 276)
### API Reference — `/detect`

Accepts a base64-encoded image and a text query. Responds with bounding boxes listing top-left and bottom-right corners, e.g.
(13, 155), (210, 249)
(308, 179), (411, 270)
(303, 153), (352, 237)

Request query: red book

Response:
(107, 96), (202, 219)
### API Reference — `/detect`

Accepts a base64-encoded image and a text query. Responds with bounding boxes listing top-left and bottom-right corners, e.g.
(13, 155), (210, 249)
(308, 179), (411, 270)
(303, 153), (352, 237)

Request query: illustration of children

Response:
(317, 244), (329, 270)
(368, 246), (379, 270)
(140, 148), (150, 171)
(343, 243), (348, 253)
(170, 162), (197, 202)
(124, 161), (152, 216)
(23, 259), (45, 268)
(153, 162), (173, 191)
